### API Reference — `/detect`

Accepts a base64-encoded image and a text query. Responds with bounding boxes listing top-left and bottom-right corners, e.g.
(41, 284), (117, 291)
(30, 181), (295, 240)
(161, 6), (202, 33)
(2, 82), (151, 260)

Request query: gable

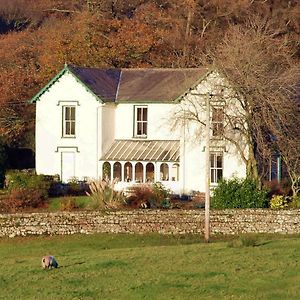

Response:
(30, 65), (105, 103)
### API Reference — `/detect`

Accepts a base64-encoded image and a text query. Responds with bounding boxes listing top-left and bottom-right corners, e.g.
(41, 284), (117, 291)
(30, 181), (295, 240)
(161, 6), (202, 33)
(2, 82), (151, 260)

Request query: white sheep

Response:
(42, 256), (58, 269)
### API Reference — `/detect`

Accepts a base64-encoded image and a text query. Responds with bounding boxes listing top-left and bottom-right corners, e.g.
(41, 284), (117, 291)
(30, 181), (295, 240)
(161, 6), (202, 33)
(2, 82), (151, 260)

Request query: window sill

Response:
(61, 136), (76, 139)
(132, 135), (148, 139)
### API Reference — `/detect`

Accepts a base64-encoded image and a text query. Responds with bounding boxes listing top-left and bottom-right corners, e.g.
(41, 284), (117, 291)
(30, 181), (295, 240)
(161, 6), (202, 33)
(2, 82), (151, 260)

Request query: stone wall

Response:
(0, 209), (299, 238)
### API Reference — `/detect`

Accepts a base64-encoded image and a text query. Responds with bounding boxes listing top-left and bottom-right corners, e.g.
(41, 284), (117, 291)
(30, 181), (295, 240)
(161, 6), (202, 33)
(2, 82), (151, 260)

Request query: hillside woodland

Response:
(0, 0), (299, 187)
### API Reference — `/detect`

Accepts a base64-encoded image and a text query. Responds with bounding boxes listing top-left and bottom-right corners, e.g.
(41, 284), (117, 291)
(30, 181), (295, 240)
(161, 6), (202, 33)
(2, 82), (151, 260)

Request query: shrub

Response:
(151, 183), (171, 208)
(0, 140), (8, 188)
(3, 171), (52, 211)
(160, 198), (172, 209)
(270, 195), (294, 209)
(59, 197), (80, 211)
(6, 171), (51, 198)
(48, 182), (69, 197)
(49, 179), (89, 197)
(3, 188), (48, 212)
(263, 179), (292, 198)
(191, 191), (205, 209)
(290, 195), (300, 208)
(126, 183), (171, 208)
(67, 178), (89, 196)
(86, 177), (125, 210)
(126, 184), (154, 208)
(211, 178), (268, 209)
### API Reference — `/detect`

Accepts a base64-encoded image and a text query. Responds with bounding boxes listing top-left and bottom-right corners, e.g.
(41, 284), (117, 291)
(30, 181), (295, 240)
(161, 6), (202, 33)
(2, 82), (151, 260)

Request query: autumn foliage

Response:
(0, 0), (299, 147)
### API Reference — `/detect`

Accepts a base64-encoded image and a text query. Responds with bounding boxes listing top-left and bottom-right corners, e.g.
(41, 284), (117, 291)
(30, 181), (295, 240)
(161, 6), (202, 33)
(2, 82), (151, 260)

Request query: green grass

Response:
(0, 234), (299, 299)
(48, 196), (90, 211)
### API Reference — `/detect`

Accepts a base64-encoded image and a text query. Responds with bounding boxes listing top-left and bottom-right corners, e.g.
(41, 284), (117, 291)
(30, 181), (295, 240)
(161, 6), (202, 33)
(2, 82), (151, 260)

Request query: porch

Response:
(99, 139), (181, 192)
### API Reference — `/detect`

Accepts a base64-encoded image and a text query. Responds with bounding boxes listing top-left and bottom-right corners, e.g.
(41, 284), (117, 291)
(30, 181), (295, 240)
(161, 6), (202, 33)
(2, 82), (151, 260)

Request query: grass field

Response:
(0, 234), (299, 300)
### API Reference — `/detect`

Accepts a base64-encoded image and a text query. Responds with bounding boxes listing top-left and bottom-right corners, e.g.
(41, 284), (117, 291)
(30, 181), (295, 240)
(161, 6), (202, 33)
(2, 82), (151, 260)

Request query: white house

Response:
(31, 65), (246, 194)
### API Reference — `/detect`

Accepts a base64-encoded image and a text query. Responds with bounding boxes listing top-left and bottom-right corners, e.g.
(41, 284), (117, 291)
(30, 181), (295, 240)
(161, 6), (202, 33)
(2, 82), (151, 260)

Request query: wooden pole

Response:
(204, 94), (210, 242)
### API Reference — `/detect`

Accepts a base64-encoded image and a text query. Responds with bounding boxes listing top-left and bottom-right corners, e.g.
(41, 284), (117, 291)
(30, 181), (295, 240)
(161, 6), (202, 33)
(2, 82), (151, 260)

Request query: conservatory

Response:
(99, 140), (181, 191)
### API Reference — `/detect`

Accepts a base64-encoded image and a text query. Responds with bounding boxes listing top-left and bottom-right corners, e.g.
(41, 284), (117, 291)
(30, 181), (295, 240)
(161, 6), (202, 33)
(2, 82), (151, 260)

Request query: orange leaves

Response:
(0, 0), (299, 145)
(106, 18), (156, 67)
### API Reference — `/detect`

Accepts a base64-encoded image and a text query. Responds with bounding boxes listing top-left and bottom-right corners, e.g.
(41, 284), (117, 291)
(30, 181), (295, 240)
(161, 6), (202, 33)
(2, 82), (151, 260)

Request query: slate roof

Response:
(68, 67), (120, 102)
(31, 65), (210, 103)
(68, 66), (209, 103)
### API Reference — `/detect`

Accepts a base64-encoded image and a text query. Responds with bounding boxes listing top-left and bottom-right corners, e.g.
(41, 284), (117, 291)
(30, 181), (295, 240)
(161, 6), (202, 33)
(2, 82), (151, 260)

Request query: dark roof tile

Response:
(68, 66), (209, 103)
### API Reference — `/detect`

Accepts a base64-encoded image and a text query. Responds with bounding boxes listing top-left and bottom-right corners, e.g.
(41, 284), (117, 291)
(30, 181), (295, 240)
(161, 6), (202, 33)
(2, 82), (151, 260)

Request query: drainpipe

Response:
(182, 110), (186, 193)
(204, 94), (211, 243)
(96, 104), (105, 179)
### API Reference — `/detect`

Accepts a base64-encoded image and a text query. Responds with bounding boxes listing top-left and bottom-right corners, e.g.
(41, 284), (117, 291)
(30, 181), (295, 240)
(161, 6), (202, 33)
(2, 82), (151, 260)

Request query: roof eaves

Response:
(30, 66), (68, 103)
(115, 99), (174, 104)
(30, 65), (106, 104)
(173, 68), (214, 103)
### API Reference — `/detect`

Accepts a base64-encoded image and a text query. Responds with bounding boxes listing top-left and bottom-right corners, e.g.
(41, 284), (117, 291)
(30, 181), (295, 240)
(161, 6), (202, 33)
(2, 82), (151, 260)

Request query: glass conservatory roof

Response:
(101, 140), (180, 162)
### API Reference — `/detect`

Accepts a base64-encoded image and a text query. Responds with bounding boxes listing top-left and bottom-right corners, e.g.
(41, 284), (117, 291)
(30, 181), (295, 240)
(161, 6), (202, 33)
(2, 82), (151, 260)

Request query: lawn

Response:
(0, 234), (299, 300)
(47, 195), (90, 211)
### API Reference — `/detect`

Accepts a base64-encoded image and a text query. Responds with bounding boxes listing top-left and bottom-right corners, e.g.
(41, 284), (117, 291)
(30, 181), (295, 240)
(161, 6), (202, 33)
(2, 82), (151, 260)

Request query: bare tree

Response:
(174, 18), (300, 189)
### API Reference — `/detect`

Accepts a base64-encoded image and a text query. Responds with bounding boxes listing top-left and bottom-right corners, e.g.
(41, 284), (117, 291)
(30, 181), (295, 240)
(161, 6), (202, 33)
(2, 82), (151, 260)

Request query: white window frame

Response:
(210, 152), (223, 184)
(134, 106), (148, 137)
(63, 106), (76, 137)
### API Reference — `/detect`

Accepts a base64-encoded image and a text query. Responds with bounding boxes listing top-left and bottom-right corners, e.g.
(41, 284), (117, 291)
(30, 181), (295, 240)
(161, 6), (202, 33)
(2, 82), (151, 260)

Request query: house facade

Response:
(32, 65), (246, 194)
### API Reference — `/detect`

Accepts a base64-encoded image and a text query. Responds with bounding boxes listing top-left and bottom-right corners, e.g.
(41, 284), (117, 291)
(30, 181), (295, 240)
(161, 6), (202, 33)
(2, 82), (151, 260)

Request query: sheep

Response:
(42, 256), (59, 269)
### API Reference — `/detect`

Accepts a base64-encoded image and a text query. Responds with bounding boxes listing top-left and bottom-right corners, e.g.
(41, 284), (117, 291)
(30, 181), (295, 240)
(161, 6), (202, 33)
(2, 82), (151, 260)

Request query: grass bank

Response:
(0, 234), (299, 299)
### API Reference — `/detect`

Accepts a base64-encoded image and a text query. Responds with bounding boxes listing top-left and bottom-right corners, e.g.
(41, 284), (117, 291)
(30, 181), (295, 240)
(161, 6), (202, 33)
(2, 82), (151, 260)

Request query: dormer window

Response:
(134, 106), (147, 137)
(63, 106), (76, 137)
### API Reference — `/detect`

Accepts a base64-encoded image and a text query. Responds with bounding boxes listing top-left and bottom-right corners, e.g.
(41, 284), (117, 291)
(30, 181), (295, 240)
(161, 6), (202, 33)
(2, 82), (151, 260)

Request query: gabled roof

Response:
(31, 65), (210, 103)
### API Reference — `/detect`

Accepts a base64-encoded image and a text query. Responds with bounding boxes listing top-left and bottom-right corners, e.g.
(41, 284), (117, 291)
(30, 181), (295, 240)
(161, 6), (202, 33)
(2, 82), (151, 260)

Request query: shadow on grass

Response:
(227, 236), (273, 248)
(59, 261), (86, 269)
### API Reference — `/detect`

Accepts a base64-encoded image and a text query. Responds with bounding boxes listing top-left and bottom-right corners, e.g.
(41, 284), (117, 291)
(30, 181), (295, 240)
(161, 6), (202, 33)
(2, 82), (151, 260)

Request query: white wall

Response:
(35, 71), (101, 181)
(101, 104), (116, 156)
(178, 71), (247, 193)
(115, 103), (180, 140)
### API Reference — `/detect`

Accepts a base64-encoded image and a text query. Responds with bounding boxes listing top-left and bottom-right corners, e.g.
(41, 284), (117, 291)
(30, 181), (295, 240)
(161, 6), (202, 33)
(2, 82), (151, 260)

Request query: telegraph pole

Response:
(204, 94), (210, 242)
(190, 91), (214, 242)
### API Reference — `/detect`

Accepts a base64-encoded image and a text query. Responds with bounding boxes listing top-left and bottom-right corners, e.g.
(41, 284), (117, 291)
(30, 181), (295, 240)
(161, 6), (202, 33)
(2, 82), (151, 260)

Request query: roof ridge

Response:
(68, 65), (207, 71)
(120, 67), (207, 71)
(115, 70), (122, 101)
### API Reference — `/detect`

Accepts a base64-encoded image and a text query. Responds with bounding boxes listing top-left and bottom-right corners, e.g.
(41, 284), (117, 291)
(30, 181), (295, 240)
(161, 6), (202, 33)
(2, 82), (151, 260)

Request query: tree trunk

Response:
(246, 145), (259, 182)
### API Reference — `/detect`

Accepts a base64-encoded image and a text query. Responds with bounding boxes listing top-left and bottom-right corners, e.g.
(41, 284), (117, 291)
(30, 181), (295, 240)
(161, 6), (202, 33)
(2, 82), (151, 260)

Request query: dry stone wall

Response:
(0, 209), (299, 238)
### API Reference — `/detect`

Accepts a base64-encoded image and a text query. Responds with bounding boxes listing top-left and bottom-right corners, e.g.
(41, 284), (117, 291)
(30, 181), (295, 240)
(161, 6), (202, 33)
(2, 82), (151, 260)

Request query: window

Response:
(146, 163), (155, 182)
(135, 162), (144, 182)
(63, 106), (76, 137)
(124, 162), (133, 182)
(113, 162), (122, 180)
(171, 163), (179, 181)
(160, 163), (169, 181)
(134, 106), (148, 137)
(210, 153), (223, 184)
(212, 107), (224, 137)
(102, 162), (111, 180)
